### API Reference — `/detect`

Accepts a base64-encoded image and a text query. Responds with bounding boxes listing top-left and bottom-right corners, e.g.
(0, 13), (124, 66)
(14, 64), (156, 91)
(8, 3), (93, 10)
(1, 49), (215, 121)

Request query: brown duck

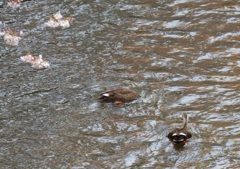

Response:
(167, 113), (192, 147)
(99, 88), (139, 105)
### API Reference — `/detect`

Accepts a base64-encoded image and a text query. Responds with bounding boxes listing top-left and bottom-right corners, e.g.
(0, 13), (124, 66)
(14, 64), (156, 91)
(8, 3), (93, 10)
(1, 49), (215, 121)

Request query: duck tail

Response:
(181, 113), (189, 129)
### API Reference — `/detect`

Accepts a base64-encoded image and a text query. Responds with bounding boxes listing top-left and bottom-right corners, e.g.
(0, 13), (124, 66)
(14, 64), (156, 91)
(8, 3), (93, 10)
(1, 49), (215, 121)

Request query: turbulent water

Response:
(1, 0), (240, 168)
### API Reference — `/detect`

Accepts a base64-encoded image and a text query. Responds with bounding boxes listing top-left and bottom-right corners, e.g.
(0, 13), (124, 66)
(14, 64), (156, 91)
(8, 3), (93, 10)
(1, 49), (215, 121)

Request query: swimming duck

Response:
(99, 88), (139, 105)
(167, 113), (192, 147)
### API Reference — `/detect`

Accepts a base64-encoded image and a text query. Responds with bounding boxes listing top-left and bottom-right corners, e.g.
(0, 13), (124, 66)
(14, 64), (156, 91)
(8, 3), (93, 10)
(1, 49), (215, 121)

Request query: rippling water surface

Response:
(1, 0), (240, 168)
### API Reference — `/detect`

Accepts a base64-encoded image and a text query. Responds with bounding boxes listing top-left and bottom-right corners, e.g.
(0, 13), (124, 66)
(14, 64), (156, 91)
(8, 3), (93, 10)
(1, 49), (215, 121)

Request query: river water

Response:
(1, 0), (240, 168)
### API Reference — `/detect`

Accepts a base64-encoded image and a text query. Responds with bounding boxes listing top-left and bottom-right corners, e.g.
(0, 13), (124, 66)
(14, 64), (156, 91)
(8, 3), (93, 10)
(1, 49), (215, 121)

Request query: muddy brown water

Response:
(1, 0), (240, 168)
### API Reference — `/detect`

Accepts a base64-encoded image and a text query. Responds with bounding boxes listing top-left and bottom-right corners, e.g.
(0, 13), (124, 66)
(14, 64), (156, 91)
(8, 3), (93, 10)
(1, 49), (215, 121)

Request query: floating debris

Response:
(0, 29), (22, 46)
(45, 11), (74, 28)
(20, 52), (50, 69)
(7, 0), (23, 8)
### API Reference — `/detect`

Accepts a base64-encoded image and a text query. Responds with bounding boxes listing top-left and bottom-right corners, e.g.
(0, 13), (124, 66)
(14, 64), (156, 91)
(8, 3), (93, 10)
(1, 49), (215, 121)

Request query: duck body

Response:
(167, 113), (192, 147)
(99, 88), (139, 105)
(167, 127), (192, 145)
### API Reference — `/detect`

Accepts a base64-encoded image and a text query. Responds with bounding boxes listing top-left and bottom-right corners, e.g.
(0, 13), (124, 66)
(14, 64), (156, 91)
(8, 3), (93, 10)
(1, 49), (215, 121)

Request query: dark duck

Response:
(99, 88), (139, 105)
(167, 113), (192, 147)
